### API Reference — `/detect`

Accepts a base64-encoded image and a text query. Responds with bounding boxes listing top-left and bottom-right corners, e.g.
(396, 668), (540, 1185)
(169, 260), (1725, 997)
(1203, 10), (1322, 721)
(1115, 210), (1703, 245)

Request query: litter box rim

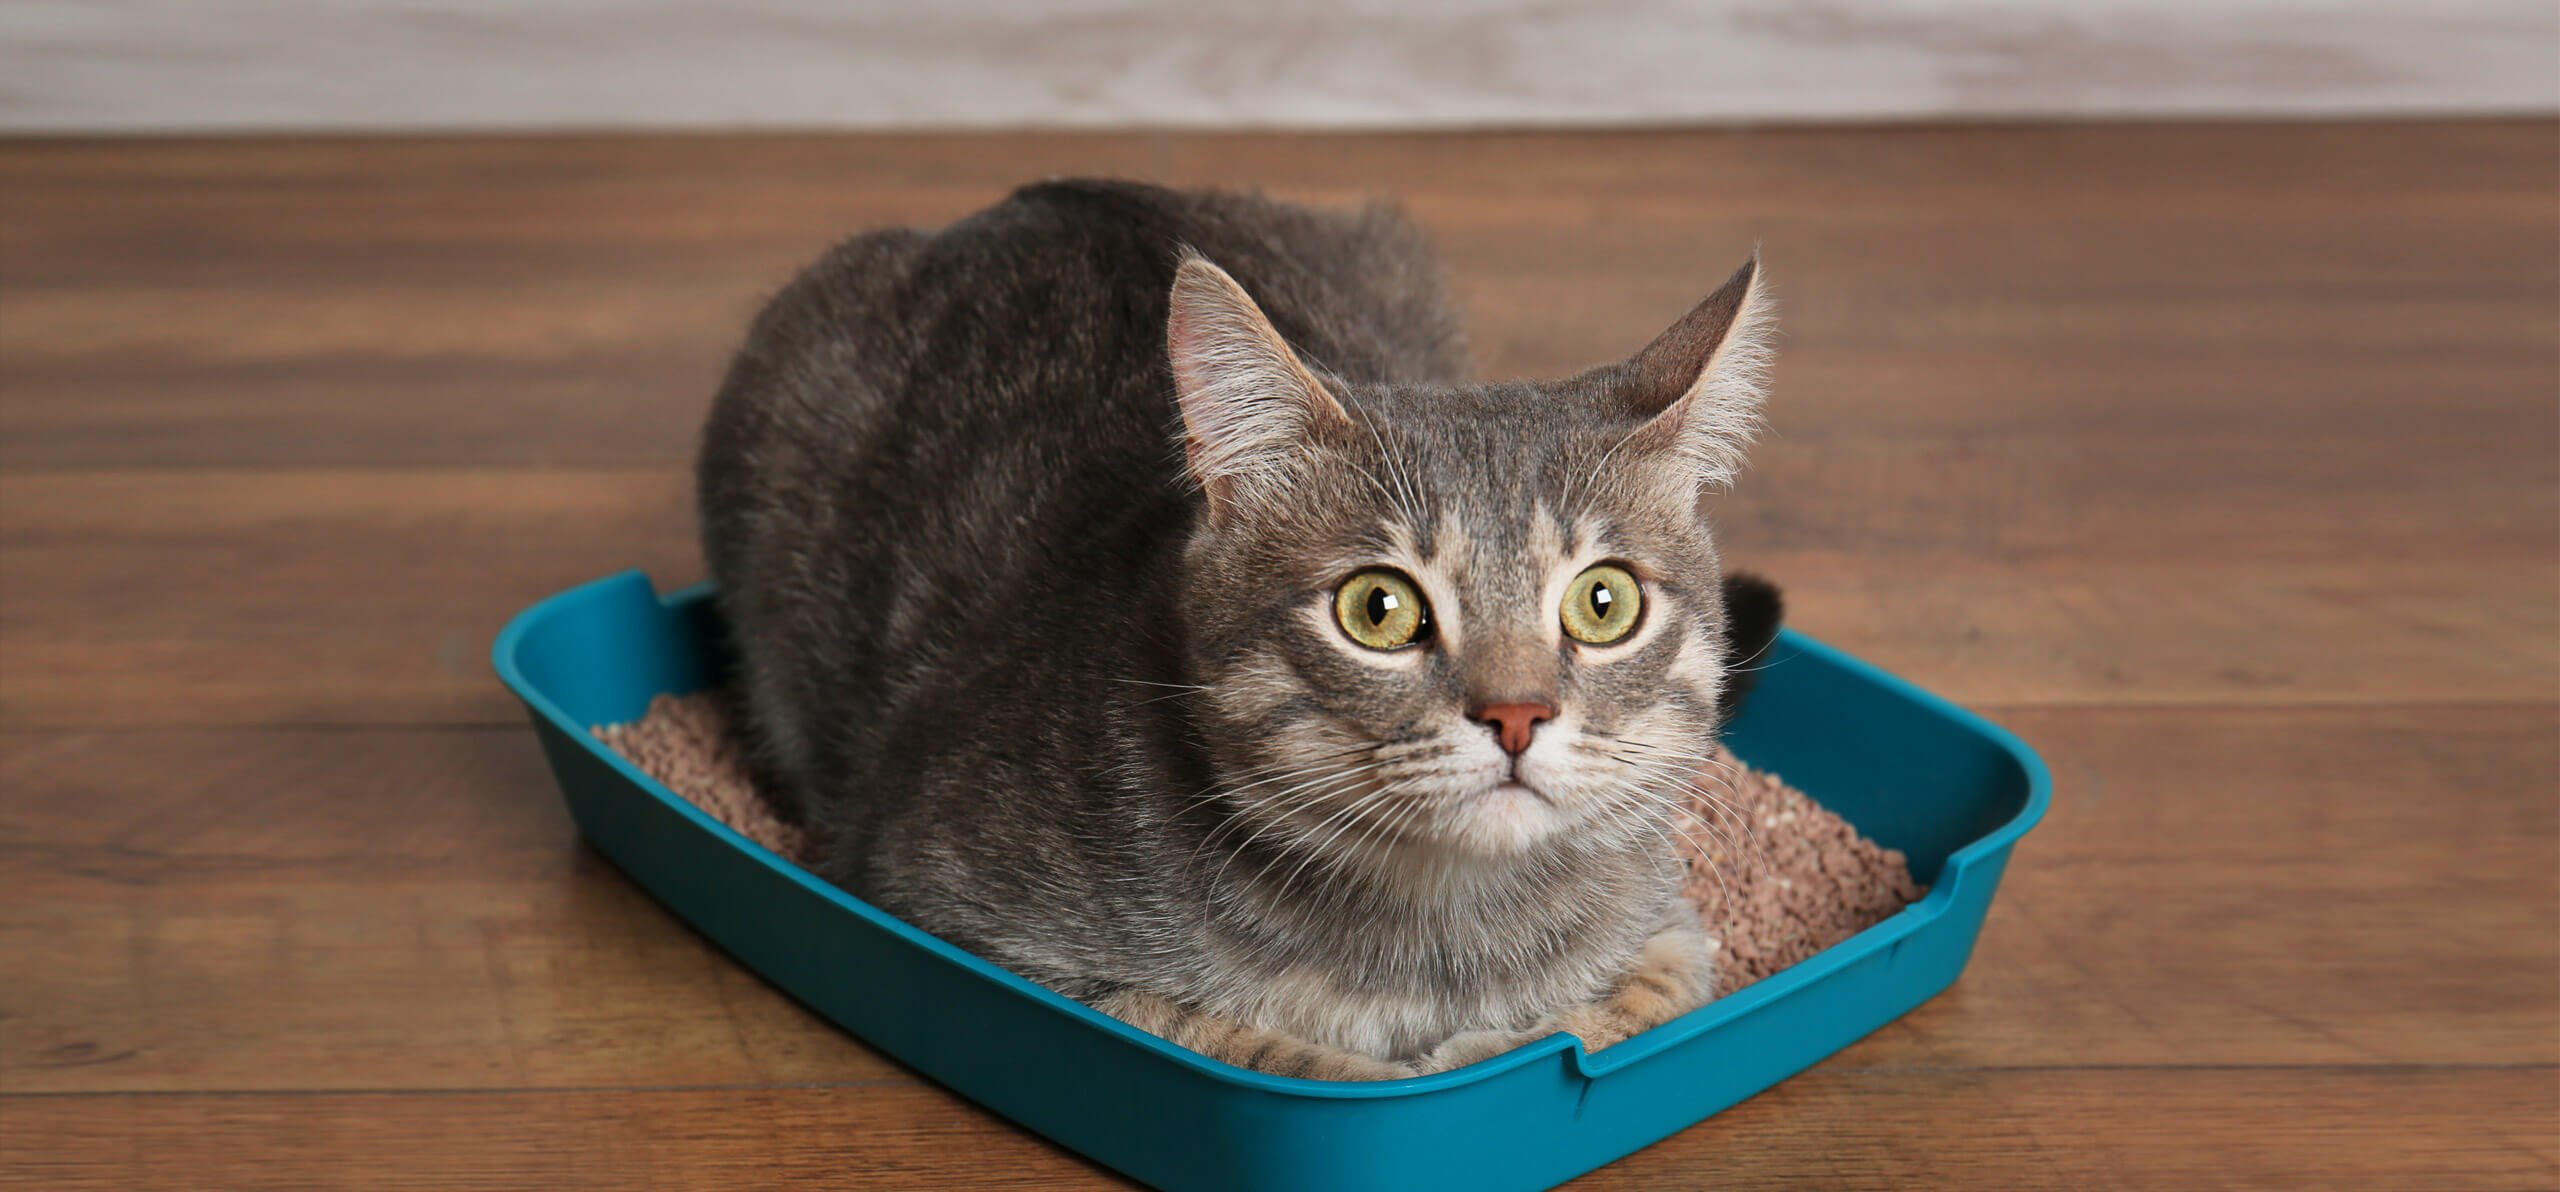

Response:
(494, 569), (2049, 1100)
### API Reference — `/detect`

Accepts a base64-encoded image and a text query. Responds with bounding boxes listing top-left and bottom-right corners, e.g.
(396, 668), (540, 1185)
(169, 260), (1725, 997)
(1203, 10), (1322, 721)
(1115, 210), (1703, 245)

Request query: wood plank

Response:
(1876, 703), (2559, 1071)
(3, 127), (2546, 720)
(2, 341), (2550, 473)
(1584, 1066), (2558, 1191)
(0, 727), (906, 1095)
(4, 444), (2546, 725)
(0, 1084), (1124, 1191)
(1154, 122), (2560, 205)
(9, 126), (2540, 251)
(4, 1067), (2548, 1191)
(3, 124), (2550, 470)
(5, 704), (2547, 1096)
(6, 259), (2545, 470)
(0, 470), (699, 727)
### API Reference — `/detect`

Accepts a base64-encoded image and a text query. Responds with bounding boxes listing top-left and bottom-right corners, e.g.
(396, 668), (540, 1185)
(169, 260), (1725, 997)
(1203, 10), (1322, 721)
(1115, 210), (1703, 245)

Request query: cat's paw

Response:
(1091, 987), (1417, 1081)
(1552, 1002), (1638, 1054)
(1302, 1049), (1421, 1082)
(1556, 918), (1721, 1055)
(1415, 1024), (1550, 1074)
(1618, 922), (1718, 1025)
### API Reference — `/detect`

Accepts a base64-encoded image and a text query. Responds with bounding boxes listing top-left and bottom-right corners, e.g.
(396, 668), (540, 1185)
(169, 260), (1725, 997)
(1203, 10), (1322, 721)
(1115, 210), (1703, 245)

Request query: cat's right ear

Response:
(1167, 255), (1352, 521)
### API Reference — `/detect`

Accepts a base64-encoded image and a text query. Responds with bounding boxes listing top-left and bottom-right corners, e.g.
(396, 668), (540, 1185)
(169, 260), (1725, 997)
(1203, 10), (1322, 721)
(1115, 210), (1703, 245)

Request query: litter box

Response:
(495, 571), (2048, 1191)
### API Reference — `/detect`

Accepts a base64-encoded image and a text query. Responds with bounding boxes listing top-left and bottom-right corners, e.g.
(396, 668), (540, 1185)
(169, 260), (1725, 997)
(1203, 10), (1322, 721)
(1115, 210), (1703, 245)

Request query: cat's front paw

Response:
(1415, 1024), (1551, 1074)
(1092, 987), (1417, 1081)
(1557, 917), (1721, 1055)
(1552, 1002), (1639, 1054)
(1304, 1050), (1421, 1082)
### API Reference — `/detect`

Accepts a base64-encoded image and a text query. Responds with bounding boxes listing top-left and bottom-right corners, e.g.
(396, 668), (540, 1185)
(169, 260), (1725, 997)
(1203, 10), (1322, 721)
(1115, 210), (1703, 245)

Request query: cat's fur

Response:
(697, 180), (1775, 1079)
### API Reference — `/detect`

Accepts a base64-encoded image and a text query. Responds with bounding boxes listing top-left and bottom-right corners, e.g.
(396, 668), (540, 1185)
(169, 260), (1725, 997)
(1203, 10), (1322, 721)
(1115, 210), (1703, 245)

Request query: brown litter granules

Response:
(596, 692), (1919, 996)
(594, 692), (811, 864)
(1675, 753), (1924, 992)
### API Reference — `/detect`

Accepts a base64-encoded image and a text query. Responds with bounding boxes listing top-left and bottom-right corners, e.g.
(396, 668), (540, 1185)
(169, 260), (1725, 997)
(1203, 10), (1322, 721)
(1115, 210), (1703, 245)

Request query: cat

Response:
(697, 179), (1775, 1079)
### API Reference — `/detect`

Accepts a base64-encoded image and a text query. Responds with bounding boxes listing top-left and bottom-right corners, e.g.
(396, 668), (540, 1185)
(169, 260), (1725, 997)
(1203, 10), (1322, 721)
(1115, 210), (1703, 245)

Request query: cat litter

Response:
(498, 571), (2046, 1191)
(593, 690), (1923, 996)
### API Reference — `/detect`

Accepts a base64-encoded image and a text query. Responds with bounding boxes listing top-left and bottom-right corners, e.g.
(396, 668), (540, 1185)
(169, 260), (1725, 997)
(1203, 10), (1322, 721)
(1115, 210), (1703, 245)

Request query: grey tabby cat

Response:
(697, 180), (1776, 1079)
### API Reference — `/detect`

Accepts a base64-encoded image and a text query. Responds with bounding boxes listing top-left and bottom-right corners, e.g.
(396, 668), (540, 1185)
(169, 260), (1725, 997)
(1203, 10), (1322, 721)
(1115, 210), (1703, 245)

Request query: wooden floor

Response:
(3, 122), (2553, 1189)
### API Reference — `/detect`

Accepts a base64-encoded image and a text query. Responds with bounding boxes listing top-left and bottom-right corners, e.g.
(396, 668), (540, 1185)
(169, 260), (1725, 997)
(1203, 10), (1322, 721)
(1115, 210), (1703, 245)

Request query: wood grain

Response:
(1, 123), (2552, 1187)
(1, 1084), (1126, 1192)
(1585, 1066), (2559, 1191)
(6, 1069), (2549, 1191)
(5, 705), (2548, 1096)
(8, 124), (2551, 467)
(3, 461), (2544, 723)
(3, 124), (2549, 725)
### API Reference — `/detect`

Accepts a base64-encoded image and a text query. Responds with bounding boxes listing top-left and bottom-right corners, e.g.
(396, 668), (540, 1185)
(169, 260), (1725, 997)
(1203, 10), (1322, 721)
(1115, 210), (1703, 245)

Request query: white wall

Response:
(4, 0), (2553, 132)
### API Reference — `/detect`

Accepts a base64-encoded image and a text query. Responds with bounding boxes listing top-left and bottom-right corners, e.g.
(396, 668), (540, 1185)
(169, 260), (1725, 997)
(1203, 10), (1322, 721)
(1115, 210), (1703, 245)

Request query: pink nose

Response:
(1471, 702), (1555, 756)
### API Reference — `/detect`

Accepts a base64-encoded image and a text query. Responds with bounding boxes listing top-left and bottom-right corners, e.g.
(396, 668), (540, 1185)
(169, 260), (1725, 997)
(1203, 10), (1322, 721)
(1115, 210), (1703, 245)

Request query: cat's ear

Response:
(1614, 254), (1775, 492)
(1166, 255), (1352, 518)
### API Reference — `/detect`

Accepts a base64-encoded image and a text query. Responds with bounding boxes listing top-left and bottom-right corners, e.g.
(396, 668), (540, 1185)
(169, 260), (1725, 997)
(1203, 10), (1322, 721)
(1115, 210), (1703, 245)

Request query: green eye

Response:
(1335, 569), (1430, 650)
(1562, 564), (1642, 645)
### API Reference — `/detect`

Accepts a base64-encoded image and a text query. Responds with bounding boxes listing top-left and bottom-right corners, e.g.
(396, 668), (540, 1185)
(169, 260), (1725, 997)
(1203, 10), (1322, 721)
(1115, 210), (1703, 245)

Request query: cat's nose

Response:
(1470, 701), (1554, 756)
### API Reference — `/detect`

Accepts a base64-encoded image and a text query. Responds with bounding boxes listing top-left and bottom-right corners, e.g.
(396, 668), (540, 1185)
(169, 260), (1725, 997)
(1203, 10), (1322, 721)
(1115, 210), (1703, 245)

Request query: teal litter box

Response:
(495, 571), (2048, 1191)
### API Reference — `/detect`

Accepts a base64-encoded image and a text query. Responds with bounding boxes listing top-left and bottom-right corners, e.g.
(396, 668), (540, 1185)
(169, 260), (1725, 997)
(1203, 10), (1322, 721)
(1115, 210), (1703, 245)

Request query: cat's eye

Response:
(1562, 564), (1643, 645)
(1334, 569), (1431, 650)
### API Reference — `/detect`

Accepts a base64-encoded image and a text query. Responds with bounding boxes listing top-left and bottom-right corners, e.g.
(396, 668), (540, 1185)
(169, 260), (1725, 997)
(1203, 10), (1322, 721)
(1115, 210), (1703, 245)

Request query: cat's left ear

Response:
(1613, 253), (1775, 492)
(1166, 255), (1353, 521)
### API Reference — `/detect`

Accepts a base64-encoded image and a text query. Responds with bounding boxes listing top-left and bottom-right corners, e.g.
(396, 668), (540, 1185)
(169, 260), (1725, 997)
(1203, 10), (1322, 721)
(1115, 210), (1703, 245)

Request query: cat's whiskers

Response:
(1604, 758), (1748, 860)
(1199, 778), (1378, 941)
(1198, 762), (1390, 917)
(1570, 737), (1747, 846)
(1569, 416), (1652, 515)
(1310, 777), (1460, 934)
(1563, 763), (1709, 883)
(1618, 777), (1765, 919)
(1602, 745), (1744, 817)
(1205, 767), (1417, 950)
(1605, 738), (1734, 767)
(1723, 633), (1783, 676)
(1169, 743), (1376, 818)
(1339, 459), (1418, 533)
(1192, 765), (1374, 861)
(1185, 732), (1450, 889)
(1333, 775), (1438, 871)
(1182, 764), (1381, 899)
(1263, 775), (1425, 911)
(1604, 740), (1761, 849)
(1105, 676), (1216, 708)
(1572, 743), (1761, 922)
(1589, 738), (1729, 773)
(1310, 777), (1495, 956)
(1614, 757), (1762, 859)
(1353, 408), (1428, 532)
(1657, 816), (1737, 920)
(1595, 780), (1740, 917)
(1656, 764), (1756, 844)
(1609, 774), (1740, 852)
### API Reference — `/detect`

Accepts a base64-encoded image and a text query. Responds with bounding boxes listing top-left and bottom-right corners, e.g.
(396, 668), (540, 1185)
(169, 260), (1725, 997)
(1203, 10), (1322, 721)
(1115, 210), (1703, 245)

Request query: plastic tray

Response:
(495, 571), (2047, 1190)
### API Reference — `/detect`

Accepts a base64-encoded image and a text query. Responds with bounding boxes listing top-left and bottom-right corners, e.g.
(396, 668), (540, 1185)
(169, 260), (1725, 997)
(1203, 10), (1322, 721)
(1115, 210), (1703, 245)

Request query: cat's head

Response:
(1169, 252), (1773, 866)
